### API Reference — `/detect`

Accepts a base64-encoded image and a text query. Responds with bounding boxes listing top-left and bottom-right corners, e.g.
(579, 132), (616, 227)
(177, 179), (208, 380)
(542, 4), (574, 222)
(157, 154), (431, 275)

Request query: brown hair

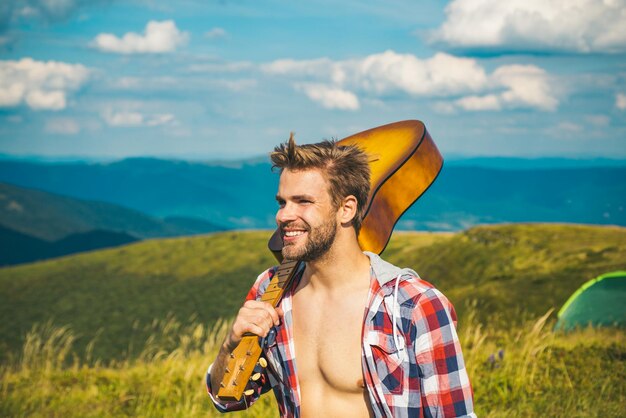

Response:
(270, 133), (371, 233)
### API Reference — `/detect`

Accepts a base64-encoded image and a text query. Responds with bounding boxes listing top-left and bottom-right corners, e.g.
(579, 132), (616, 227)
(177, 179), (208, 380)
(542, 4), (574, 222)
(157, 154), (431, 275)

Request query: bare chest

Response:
(292, 290), (367, 393)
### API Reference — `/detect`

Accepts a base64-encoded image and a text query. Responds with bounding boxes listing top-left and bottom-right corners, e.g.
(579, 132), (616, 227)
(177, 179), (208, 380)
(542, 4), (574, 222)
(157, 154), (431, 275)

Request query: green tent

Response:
(555, 271), (626, 331)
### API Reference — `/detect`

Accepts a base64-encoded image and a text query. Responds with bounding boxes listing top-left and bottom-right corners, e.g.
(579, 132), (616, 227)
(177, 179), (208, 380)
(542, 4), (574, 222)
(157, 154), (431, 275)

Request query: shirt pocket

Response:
(367, 331), (405, 395)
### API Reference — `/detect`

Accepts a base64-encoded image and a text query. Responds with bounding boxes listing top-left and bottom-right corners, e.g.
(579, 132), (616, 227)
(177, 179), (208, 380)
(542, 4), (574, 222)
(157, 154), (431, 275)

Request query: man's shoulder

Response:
(373, 253), (450, 308)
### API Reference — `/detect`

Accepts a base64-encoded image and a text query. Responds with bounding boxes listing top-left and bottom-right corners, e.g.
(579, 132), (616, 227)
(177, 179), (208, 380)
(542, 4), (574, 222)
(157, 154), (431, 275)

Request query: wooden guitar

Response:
(216, 120), (443, 401)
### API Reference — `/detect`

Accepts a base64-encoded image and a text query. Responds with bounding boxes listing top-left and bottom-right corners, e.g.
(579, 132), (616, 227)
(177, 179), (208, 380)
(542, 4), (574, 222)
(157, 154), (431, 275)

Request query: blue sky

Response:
(1, 0), (625, 160)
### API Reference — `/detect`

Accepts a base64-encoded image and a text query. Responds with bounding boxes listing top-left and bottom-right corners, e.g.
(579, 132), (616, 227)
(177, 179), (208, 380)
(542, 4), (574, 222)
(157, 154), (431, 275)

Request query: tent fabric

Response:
(555, 271), (626, 331)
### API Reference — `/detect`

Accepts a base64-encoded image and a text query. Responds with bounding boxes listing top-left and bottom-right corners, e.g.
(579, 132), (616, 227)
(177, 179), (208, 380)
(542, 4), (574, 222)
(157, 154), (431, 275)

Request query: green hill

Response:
(0, 225), (139, 267)
(0, 182), (225, 242)
(384, 224), (626, 324)
(1, 224), (625, 363)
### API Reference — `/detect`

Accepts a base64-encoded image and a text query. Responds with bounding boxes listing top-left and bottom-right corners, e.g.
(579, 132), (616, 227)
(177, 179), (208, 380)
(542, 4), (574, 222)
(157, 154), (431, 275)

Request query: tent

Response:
(555, 271), (626, 331)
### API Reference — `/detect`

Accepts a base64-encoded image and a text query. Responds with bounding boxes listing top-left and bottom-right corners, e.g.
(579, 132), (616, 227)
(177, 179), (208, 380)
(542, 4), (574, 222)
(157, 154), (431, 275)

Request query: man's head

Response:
(271, 134), (371, 262)
(271, 133), (371, 233)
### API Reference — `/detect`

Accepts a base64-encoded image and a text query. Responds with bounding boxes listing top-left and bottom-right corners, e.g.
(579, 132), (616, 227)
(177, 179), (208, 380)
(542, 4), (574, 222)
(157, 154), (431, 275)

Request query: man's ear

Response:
(338, 195), (358, 226)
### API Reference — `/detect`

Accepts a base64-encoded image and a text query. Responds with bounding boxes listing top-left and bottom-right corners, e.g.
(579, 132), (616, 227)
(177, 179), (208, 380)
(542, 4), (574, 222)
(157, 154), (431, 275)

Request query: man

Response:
(206, 135), (475, 417)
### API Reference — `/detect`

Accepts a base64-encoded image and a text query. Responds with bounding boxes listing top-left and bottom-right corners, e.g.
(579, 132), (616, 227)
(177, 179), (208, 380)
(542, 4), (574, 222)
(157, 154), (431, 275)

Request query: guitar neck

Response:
(216, 258), (302, 401)
(260, 259), (301, 305)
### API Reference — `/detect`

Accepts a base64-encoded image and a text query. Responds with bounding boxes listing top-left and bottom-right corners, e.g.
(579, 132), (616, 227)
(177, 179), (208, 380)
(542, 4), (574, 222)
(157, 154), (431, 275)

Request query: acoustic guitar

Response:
(216, 120), (443, 401)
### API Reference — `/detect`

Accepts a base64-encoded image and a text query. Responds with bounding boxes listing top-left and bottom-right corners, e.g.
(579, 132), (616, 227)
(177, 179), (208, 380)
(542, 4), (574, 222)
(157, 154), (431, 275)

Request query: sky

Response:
(0, 0), (625, 161)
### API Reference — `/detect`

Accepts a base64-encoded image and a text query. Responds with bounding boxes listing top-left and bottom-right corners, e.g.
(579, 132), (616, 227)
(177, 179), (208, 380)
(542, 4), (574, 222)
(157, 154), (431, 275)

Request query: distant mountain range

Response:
(0, 182), (225, 266)
(0, 157), (624, 232)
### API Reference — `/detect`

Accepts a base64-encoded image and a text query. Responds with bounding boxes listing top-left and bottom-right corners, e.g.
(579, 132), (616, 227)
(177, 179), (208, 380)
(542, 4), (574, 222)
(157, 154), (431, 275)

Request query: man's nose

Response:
(276, 202), (297, 224)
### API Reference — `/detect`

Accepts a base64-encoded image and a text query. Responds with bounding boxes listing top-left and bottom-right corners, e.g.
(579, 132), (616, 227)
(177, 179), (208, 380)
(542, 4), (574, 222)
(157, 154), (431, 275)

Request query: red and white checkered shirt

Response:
(207, 252), (476, 417)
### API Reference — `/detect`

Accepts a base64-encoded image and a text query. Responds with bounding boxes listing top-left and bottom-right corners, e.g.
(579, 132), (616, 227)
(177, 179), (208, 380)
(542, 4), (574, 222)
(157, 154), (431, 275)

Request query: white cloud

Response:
(187, 61), (253, 73)
(544, 121), (586, 139)
(213, 79), (257, 92)
(442, 65), (558, 112)
(296, 84), (360, 110)
(262, 57), (338, 80)
(431, 0), (626, 53)
(557, 121), (584, 133)
(616, 93), (626, 110)
(145, 113), (175, 127)
(92, 20), (189, 54)
(585, 114), (610, 127)
(0, 58), (89, 110)
(263, 50), (557, 112)
(493, 65), (558, 110)
(45, 117), (80, 134)
(455, 94), (501, 111)
(264, 51), (489, 96)
(432, 101), (457, 114)
(205, 27), (227, 39)
(351, 51), (489, 96)
(1, 0), (107, 30)
(102, 110), (175, 127)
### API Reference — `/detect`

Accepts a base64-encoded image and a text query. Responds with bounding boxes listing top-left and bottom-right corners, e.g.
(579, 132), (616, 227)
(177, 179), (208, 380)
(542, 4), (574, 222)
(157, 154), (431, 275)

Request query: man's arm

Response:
(205, 268), (282, 412)
(412, 288), (476, 418)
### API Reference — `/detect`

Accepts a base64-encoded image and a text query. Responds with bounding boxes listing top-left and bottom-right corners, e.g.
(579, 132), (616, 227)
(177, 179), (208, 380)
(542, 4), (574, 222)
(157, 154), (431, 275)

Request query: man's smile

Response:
(281, 227), (308, 242)
(284, 230), (305, 237)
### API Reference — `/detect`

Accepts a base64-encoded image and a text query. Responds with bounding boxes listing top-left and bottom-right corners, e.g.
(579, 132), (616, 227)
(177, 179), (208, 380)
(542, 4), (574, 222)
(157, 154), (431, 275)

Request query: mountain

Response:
(0, 157), (624, 230)
(445, 156), (626, 169)
(400, 165), (626, 230)
(1, 224), (624, 363)
(0, 181), (225, 242)
(0, 158), (277, 229)
(0, 224), (53, 266)
(52, 229), (139, 256)
(0, 224), (139, 267)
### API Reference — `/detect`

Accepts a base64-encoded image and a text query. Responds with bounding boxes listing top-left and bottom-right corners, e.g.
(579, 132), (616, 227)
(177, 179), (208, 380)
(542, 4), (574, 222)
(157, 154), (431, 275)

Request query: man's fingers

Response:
(228, 300), (281, 350)
(243, 323), (267, 338)
(242, 300), (280, 326)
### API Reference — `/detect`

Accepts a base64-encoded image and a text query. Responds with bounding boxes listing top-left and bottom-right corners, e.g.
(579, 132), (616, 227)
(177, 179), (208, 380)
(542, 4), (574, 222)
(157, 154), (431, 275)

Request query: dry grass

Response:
(1, 310), (624, 417)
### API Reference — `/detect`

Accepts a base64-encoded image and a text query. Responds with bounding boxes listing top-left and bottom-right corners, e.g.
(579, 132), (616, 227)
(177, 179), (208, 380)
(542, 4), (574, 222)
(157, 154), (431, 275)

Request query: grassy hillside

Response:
(1, 309), (624, 417)
(0, 231), (277, 362)
(1, 224), (625, 417)
(384, 224), (626, 325)
(1, 224), (625, 364)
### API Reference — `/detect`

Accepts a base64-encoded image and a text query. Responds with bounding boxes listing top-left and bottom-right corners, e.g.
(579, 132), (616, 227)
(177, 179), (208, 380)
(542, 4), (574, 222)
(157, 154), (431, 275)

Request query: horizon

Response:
(2, 152), (626, 167)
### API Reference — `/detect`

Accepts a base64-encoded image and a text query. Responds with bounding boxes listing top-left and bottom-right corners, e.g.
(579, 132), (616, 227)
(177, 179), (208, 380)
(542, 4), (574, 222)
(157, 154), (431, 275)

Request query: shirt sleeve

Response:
(204, 267), (276, 412)
(412, 288), (476, 418)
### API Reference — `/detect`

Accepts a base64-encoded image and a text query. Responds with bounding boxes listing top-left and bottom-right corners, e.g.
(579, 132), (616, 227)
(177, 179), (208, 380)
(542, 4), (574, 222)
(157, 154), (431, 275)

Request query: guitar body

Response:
(343, 120), (442, 254)
(217, 120), (442, 401)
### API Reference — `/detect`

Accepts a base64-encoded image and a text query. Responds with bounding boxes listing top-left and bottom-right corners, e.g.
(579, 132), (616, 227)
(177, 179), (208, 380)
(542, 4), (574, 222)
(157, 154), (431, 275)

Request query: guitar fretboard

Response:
(260, 259), (301, 305)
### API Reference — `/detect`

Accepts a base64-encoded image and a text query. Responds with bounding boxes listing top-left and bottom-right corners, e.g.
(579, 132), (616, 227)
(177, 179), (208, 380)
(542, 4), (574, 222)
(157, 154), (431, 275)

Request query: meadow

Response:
(1, 307), (624, 417)
(1, 224), (625, 416)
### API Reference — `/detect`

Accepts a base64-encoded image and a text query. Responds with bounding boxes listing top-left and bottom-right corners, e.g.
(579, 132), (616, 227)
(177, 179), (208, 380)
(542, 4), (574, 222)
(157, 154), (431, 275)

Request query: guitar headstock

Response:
(216, 335), (264, 401)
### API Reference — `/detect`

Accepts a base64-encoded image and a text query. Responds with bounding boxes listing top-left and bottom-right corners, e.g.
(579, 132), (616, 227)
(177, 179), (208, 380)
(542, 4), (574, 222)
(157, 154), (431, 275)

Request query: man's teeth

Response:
(285, 231), (305, 237)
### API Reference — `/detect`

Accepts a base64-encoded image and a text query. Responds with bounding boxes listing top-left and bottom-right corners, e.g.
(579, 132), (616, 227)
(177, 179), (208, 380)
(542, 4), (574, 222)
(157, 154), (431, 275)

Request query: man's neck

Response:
(301, 232), (371, 292)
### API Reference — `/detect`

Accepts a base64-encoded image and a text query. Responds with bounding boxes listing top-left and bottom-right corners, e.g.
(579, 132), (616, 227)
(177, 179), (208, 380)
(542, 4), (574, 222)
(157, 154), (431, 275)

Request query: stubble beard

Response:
(281, 217), (338, 262)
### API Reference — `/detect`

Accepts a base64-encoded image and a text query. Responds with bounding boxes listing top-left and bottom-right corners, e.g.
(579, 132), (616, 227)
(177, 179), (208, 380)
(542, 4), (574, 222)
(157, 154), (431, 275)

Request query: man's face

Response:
(275, 168), (339, 261)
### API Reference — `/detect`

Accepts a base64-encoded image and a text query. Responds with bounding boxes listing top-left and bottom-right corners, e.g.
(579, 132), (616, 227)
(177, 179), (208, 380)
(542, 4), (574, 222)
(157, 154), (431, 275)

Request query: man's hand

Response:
(210, 300), (283, 397)
(224, 300), (284, 351)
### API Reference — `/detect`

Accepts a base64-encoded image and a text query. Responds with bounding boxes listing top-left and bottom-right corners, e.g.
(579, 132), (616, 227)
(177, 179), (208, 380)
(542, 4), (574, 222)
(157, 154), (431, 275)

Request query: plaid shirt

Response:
(206, 252), (475, 417)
